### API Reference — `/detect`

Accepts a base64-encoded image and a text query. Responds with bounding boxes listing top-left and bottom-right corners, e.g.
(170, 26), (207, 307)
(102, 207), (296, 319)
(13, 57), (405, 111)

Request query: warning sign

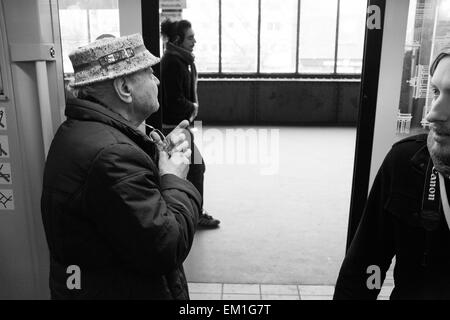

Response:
(0, 135), (9, 158)
(0, 189), (14, 210)
(0, 163), (12, 184)
(0, 107), (7, 130)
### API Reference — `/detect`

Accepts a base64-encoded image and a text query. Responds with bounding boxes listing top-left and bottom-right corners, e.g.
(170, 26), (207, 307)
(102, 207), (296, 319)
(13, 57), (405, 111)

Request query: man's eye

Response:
(432, 87), (440, 98)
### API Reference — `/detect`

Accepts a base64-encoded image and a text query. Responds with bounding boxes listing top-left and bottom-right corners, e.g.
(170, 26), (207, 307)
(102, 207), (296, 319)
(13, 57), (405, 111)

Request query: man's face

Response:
(128, 67), (160, 123)
(180, 28), (196, 52)
(426, 56), (450, 174)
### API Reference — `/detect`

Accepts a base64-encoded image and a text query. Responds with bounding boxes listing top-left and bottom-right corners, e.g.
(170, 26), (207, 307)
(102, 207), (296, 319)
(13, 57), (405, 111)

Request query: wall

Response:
(0, 0), (64, 299)
(196, 79), (361, 125)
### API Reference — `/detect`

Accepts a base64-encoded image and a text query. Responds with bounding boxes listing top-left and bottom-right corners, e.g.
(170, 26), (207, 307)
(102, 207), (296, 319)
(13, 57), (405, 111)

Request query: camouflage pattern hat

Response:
(69, 33), (160, 87)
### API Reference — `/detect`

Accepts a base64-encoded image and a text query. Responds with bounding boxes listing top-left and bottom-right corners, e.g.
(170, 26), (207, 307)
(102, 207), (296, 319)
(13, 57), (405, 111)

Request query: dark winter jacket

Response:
(334, 134), (450, 300)
(160, 46), (198, 125)
(41, 97), (201, 300)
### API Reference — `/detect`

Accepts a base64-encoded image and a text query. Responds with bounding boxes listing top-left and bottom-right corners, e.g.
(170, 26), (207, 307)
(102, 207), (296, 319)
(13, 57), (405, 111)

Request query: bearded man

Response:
(334, 49), (450, 300)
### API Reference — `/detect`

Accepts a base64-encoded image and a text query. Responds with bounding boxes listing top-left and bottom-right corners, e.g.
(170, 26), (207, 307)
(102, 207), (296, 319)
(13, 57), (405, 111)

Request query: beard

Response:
(427, 130), (450, 176)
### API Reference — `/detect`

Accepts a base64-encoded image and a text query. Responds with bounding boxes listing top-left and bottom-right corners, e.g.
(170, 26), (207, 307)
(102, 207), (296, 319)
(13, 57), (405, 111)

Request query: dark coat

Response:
(41, 98), (202, 300)
(160, 52), (197, 125)
(334, 134), (450, 300)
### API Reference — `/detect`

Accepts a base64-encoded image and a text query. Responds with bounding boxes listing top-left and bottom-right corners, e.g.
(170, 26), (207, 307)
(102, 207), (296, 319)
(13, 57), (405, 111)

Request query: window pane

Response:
(89, 10), (120, 42)
(222, 0), (258, 73)
(59, 0), (119, 74)
(336, 0), (366, 73)
(260, 0), (298, 73)
(184, 0), (219, 72)
(59, 9), (89, 74)
(299, 0), (338, 73)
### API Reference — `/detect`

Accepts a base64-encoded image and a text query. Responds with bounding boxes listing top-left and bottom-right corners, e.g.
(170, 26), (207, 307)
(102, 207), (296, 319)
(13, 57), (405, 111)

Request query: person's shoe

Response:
(198, 210), (220, 229)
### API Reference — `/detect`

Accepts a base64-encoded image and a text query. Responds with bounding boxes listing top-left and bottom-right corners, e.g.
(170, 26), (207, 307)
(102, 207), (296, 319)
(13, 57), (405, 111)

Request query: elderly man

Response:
(334, 49), (450, 300)
(41, 34), (201, 300)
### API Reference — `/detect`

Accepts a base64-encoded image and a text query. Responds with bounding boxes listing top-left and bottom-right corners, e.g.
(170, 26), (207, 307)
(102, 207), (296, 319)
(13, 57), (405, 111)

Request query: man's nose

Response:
(426, 97), (450, 123)
(152, 74), (160, 86)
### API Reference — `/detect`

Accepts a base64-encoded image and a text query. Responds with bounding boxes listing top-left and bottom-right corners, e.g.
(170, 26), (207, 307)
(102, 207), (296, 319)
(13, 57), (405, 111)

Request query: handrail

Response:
(35, 61), (53, 158)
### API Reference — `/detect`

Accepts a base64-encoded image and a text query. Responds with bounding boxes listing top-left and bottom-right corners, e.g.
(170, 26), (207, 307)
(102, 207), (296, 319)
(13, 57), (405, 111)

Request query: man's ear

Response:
(113, 77), (132, 104)
(174, 35), (181, 45)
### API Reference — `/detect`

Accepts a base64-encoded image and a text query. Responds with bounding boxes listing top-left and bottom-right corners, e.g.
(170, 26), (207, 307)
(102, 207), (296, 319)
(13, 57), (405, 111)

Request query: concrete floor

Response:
(184, 126), (357, 285)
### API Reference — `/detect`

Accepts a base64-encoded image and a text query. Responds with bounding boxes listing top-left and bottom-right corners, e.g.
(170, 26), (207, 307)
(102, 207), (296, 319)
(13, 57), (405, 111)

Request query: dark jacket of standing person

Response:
(334, 135), (450, 299)
(41, 97), (201, 300)
(160, 41), (198, 125)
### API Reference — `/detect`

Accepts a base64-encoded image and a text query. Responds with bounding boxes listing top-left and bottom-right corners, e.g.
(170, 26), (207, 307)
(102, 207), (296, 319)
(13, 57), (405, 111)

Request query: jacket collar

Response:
(65, 97), (156, 157)
(165, 42), (196, 66)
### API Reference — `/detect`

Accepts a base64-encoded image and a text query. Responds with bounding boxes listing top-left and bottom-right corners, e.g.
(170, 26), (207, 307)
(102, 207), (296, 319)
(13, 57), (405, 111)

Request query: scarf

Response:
(165, 42), (198, 103)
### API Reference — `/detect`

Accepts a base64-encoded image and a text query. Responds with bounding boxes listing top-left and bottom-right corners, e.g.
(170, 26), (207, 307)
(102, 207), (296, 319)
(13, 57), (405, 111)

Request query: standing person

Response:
(333, 48), (450, 300)
(160, 19), (220, 229)
(41, 34), (202, 299)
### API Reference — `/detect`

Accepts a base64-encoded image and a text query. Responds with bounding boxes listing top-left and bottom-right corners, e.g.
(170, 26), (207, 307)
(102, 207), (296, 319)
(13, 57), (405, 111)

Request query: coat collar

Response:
(410, 134), (430, 174)
(65, 97), (156, 157)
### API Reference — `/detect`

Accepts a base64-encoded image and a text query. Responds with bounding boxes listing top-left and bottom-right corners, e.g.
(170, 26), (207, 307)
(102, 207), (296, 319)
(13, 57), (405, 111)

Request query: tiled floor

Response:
(188, 282), (394, 300)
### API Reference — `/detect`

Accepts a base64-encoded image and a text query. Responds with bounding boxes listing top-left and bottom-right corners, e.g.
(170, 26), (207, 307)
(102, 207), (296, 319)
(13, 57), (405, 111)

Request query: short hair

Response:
(74, 70), (144, 101)
(430, 47), (450, 76)
(161, 19), (192, 44)
(74, 80), (114, 100)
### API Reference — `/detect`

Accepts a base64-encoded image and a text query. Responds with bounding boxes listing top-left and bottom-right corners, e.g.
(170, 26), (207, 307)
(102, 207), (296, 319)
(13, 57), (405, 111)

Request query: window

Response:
(336, 0), (367, 73)
(58, 0), (120, 74)
(260, 0), (298, 73)
(184, 0), (220, 72)
(298, 0), (338, 74)
(183, 0), (367, 77)
(221, 0), (259, 72)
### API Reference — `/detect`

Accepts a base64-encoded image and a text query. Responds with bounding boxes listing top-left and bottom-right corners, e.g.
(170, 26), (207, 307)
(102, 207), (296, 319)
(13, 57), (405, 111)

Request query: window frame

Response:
(196, 0), (364, 80)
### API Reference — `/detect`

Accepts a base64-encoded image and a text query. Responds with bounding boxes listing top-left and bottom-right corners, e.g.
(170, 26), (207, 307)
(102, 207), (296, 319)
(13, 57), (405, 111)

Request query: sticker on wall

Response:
(0, 108), (7, 130)
(0, 189), (14, 210)
(0, 135), (9, 158)
(0, 163), (12, 184)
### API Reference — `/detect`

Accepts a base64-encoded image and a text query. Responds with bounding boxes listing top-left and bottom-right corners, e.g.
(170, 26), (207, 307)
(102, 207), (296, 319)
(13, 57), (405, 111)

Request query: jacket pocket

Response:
(384, 193), (422, 228)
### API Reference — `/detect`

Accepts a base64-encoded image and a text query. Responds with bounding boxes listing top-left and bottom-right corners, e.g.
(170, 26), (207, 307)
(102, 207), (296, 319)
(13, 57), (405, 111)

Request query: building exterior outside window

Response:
(58, 0), (120, 74)
(397, 0), (450, 138)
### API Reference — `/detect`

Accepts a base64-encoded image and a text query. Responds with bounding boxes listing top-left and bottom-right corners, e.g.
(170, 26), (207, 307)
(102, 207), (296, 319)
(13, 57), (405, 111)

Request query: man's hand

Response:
(150, 120), (190, 155)
(150, 120), (192, 179)
(158, 148), (191, 179)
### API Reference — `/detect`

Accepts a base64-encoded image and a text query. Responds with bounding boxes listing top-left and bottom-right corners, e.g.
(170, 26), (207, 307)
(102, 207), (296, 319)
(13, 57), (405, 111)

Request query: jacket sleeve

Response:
(85, 143), (202, 275)
(333, 150), (396, 300)
(162, 58), (196, 121)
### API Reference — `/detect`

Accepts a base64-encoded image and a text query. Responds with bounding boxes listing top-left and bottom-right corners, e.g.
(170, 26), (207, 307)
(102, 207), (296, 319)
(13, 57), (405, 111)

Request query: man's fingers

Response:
(169, 133), (186, 147)
(150, 131), (166, 150)
(175, 120), (190, 131)
(183, 149), (192, 160)
(173, 141), (189, 153)
(158, 149), (169, 161)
